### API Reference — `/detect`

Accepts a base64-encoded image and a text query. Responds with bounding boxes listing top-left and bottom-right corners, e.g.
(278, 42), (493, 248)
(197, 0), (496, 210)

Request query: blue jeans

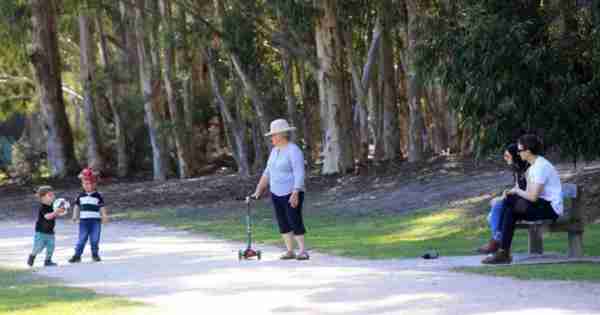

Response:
(488, 199), (505, 241)
(74, 219), (102, 257)
(31, 232), (55, 261)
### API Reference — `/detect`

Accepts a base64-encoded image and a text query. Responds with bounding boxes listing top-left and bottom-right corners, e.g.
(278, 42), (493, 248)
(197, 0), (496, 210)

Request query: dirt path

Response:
(2, 220), (599, 315)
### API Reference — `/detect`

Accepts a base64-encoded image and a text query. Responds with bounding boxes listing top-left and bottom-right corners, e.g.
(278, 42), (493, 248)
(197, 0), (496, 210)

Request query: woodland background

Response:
(1, 0), (599, 182)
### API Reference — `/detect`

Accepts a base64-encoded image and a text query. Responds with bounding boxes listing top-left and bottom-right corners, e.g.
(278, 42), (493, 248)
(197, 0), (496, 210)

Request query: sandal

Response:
(296, 252), (310, 261)
(280, 251), (296, 260)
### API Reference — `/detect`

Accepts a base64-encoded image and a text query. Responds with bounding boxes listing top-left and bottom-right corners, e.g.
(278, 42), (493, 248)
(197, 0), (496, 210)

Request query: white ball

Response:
(52, 198), (70, 216)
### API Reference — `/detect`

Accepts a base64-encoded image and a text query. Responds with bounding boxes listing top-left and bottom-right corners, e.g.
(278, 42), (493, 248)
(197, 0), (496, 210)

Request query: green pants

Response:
(31, 232), (55, 261)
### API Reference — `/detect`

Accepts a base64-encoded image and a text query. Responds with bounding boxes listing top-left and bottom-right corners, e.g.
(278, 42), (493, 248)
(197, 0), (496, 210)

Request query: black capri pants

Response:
(271, 192), (306, 235)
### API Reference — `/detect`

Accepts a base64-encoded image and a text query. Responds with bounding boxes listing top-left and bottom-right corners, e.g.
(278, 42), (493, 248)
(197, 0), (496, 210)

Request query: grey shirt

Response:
(262, 143), (305, 197)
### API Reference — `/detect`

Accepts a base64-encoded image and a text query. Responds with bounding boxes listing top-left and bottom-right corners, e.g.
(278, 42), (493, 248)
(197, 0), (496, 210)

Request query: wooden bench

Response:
(515, 183), (584, 257)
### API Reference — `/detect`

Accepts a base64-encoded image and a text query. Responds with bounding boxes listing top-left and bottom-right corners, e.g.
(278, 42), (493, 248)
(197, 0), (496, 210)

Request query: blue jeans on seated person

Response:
(74, 219), (101, 257)
(488, 199), (505, 241)
(489, 191), (565, 243)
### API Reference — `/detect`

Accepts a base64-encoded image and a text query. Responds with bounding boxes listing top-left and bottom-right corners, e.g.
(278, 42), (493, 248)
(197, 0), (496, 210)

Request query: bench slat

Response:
(517, 220), (555, 225)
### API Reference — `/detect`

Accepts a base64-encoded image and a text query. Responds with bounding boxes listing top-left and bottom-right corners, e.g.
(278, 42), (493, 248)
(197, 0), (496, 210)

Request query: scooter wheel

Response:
(257, 250), (262, 260)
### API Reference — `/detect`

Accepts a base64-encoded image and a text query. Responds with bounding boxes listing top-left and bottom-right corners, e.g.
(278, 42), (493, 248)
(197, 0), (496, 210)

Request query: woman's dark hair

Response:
(505, 143), (528, 174)
(518, 134), (543, 155)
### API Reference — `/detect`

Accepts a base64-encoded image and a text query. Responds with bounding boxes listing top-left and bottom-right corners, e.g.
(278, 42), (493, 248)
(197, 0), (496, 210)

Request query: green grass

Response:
(122, 199), (600, 260)
(456, 263), (600, 282)
(122, 199), (600, 282)
(0, 268), (146, 315)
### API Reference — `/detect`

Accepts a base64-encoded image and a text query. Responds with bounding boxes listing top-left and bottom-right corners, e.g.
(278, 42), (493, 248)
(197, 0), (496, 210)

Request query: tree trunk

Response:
(421, 90), (433, 154)
(405, 0), (425, 162)
(79, 13), (105, 172)
(29, 0), (79, 178)
(97, 15), (129, 177)
(380, 4), (400, 161)
(159, 0), (194, 178)
(135, 0), (168, 181)
(204, 48), (250, 177)
(182, 78), (194, 133)
(251, 119), (266, 174)
(281, 52), (298, 142)
(278, 12), (300, 142)
(296, 61), (314, 170)
(370, 73), (384, 161)
(229, 54), (270, 143)
(426, 84), (451, 154)
(314, 0), (354, 175)
(178, 9), (202, 166)
(212, 0), (269, 159)
(396, 27), (409, 157)
(349, 19), (382, 172)
(448, 105), (459, 154)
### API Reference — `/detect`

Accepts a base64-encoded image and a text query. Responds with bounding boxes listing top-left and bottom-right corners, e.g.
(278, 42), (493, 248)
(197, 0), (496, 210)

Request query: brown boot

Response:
(481, 249), (512, 264)
(476, 239), (499, 254)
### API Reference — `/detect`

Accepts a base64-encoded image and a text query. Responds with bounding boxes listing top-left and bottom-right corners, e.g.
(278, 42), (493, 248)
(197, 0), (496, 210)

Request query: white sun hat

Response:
(264, 118), (297, 136)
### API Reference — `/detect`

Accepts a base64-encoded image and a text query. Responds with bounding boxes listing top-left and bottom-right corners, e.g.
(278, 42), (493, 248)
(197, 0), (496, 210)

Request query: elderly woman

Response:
(483, 134), (563, 264)
(252, 119), (309, 260)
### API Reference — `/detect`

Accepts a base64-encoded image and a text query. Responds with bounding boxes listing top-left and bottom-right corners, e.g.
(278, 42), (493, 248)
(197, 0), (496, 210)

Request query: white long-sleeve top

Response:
(262, 143), (305, 197)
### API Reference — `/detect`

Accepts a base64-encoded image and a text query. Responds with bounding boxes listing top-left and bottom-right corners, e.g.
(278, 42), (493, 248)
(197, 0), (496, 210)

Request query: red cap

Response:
(78, 167), (98, 183)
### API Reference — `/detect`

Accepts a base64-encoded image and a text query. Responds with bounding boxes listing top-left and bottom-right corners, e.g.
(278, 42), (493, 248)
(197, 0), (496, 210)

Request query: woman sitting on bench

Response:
(482, 134), (563, 264)
(477, 143), (529, 254)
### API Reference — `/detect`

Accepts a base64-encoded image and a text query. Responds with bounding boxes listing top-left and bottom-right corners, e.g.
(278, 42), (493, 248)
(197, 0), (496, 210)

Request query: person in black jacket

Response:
(27, 186), (66, 267)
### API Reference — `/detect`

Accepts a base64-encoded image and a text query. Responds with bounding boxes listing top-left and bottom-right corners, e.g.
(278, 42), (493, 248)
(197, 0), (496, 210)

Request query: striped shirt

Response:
(76, 191), (105, 219)
(262, 143), (305, 197)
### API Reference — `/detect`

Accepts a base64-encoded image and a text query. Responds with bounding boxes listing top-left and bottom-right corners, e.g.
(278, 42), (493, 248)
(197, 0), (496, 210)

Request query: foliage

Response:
(0, 136), (15, 167)
(8, 140), (48, 183)
(0, 2), (34, 121)
(266, 0), (318, 35)
(221, 1), (260, 69)
(417, 1), (600, 160)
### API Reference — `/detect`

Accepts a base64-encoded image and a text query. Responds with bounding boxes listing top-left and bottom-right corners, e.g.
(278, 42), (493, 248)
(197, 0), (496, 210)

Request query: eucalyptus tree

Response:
(313, 0), (354, 174)
(29, 0), (80, 177)
(135, 0), (169, 180)
(159, 0), (195, 178)
(78, 2), (106, 172)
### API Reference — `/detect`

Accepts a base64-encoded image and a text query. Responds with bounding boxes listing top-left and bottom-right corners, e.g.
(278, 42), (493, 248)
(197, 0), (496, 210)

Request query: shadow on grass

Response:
(0, 268), (143, 315)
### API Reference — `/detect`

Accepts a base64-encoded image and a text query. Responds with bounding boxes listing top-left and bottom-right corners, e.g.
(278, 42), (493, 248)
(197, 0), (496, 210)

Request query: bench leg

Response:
(568, 231), (584, 258)
(528, 226), (544, 255)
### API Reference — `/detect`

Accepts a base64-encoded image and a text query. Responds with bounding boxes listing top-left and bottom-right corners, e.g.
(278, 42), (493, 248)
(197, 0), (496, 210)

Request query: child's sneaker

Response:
(44, 260), (58, 267)
(68, 255), (81, 263)
(27, 255), (36, 267)
(92, 255), (101, 262)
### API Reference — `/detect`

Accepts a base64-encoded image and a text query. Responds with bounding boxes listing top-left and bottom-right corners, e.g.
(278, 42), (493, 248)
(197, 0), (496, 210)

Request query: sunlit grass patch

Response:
(122, 200), (493, 259)
(121, 197), (600, 261)
(0, 268), (147, 315)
